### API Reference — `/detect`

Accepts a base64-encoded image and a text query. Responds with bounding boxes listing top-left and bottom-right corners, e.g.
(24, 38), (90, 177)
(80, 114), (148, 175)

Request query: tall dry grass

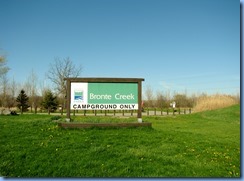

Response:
(193, 94), (239, 112)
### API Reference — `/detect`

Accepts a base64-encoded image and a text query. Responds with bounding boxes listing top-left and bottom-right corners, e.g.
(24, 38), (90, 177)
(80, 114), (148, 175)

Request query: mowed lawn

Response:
(0, 105), (240, 177)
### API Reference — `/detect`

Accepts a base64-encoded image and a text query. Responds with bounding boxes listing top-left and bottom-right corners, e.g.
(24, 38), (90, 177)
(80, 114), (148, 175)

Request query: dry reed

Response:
(193, 94), (239, 112)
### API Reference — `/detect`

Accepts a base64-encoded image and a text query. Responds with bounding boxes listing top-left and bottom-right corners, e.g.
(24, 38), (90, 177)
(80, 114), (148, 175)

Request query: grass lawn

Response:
(0, 105), (240, 177)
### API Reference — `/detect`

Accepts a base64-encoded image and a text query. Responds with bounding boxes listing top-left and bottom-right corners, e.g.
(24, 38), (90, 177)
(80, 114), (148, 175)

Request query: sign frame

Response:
(64, 77), (144, 122)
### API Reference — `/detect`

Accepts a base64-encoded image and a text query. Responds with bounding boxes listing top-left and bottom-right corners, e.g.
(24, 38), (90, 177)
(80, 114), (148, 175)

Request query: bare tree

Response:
(155, 91), (168, 108)
(24, 70), (39, 112)
(173, 93), (195, 108)
(0, 74), (8, 108)
(0, 55), (9, 77)
(7, 78), (18, 108)
(0, 56), (10, 108)
(47, 57), (82, 107)
(144, 85), (154, 108)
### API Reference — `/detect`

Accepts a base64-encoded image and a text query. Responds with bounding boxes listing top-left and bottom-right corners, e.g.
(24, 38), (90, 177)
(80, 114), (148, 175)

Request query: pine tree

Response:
(16, 89), (29, 114)
(41, 90), (58, 114)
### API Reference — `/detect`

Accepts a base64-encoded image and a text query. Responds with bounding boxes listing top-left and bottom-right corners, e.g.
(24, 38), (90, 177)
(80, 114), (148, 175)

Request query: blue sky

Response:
(0, 0), (240, 97)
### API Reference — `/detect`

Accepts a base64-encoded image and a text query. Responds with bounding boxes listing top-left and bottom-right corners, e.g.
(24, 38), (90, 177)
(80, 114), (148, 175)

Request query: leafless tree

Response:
(7, 78), (18, 108)
(0, 56), (10, 108)
(24, 70), (39, 112)
(173, 93), (195, 108)
(0, 74), (8, 108)
(144, 85), (154, 108)
(155, 91), (168, 108)
(0, 55), (9, 78)
(47, 57), (82, 107)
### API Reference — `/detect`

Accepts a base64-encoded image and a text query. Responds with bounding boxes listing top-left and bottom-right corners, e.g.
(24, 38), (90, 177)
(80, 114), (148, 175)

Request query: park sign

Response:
(65, 78), (144, 121)
(71, 82), (138, 110)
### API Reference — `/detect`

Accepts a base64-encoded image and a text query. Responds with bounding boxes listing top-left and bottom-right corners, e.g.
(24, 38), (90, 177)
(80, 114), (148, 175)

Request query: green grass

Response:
(0, 105), (240, 177)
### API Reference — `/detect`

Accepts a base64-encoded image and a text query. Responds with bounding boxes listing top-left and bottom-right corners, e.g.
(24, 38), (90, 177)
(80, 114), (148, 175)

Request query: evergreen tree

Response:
(16, 89), (29, 114)
(41, 90), (58, 114)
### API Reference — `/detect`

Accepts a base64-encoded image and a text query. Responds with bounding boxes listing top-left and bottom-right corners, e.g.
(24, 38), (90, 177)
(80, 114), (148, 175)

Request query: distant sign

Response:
(71, 82), (138, 110)
(170, 101), (176, 108)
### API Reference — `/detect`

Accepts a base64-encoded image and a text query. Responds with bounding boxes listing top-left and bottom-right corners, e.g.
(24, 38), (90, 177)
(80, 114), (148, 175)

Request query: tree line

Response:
(15, 89), (59, 114)
(143, 85), (197, 109)
(0, 55), (239, 114)
(0, 56), (82, 114)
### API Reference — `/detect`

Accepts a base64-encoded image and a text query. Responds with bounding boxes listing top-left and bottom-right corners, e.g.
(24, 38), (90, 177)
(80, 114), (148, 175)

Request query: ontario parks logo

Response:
(74, 90), (83, 102)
